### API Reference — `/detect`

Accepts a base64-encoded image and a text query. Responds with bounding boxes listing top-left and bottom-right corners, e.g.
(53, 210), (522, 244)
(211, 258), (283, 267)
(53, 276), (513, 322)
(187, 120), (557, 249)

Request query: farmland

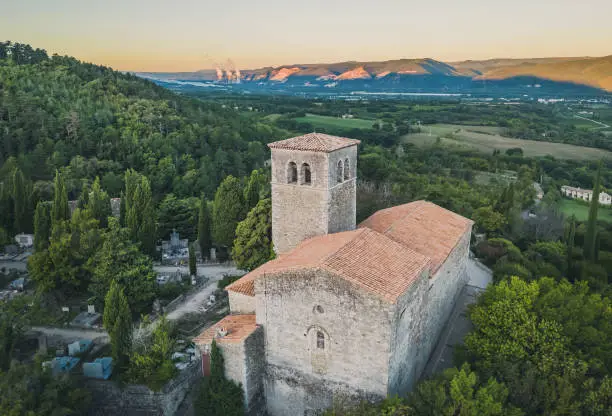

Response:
(294, 113), (375, 130)
(403, 124), (612, 161)
(559, 199), (612, 223)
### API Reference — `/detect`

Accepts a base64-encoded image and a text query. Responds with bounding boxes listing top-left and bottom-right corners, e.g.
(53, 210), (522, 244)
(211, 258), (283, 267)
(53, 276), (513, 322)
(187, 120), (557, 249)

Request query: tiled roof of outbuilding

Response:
(268, 133), (360, 153)
(193, 314), (258, 345)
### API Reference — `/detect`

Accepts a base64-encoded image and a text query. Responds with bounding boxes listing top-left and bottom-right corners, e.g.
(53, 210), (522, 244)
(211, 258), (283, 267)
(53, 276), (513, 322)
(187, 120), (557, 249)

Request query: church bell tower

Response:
(268, 133), (360, 254)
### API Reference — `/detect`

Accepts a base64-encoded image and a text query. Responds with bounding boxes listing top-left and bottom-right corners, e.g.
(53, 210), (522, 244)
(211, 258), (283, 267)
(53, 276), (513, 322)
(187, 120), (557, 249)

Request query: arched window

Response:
(301, 163), (311, 185)
(336, 160), (343, 183)
(344, 158), (350, 180)
(317, 331), (325, 349)
(287, 162), (297, 184)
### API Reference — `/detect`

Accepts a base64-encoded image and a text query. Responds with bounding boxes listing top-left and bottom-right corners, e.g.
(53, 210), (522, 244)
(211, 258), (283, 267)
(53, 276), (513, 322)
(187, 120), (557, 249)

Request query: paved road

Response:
(466, 257), (493, 288)
(0, 261), (27, 272)
(574, 114), (610, 129)
(31, 264), (244, 342)
(153, 263), (242, 279)
(30, 326), (109, 340)
(167, 264), (244, 320)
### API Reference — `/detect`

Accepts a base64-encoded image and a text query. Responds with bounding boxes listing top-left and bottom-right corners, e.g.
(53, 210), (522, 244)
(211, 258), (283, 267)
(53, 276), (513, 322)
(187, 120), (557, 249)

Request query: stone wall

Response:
(199, 327), (265, 415)
(243, 327), (266, 414)
(255, 268), (392, 416)
(271, 149), (330, 254)
(86, 359), (201, 416)
(229, 291), (256, 314)
(386, 270), (430, 396)
(326, 146), (357, 235)
(387, 228), (472, 395)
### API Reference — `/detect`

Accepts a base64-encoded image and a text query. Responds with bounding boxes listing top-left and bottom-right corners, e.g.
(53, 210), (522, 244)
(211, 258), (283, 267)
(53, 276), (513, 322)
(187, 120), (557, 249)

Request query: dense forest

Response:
(1, 42), (612, 415)
(0, 41), (286, 199)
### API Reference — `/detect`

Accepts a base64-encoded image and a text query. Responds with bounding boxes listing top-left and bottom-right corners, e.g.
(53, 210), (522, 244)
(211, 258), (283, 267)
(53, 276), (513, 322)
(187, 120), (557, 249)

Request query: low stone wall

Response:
(86, 359), (201, 416)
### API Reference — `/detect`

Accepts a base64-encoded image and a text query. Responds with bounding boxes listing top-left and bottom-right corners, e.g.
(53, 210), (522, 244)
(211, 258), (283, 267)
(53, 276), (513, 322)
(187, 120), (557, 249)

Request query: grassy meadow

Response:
(559, 199), (612, 223)
(295, 113), (375, 130)
(403, 124), (612, 161)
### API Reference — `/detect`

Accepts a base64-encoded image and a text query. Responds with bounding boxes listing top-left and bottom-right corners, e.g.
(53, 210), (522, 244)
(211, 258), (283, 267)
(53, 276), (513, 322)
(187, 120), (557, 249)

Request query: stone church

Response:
(195, 133), (473, 415)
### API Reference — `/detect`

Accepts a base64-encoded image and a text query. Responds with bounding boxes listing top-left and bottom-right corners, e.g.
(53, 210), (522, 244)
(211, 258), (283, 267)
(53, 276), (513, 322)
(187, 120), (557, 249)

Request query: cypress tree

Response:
(104, 280), (132, 370)
(87, 177), (111, 228)
(212, 175), (245, 248)
(189, 243), (197, 277)
(77, 182), (90, 210)
(197, 194), (212, 260)
(11, 168), (26, 232)
(119, 191), (127, 227)
(0, 180), (14, 234)
(243, 169), (268, 212)
(34, 202), (51, 252)
(195, 340), (244, 415)
(566, 216), (576, 279)
(584, 161), (602, 262)
(137, 177), (156, 257)
(51, 170), (69, 225)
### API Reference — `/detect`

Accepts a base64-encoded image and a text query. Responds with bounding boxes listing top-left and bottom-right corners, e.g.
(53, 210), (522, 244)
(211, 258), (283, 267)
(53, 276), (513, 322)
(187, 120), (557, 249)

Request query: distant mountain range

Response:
(138, 55), (612, 94)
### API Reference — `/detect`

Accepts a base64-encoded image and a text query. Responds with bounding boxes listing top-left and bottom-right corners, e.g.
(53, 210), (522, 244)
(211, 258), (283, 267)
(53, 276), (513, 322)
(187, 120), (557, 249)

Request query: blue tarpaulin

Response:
(83, 357), (113, 379)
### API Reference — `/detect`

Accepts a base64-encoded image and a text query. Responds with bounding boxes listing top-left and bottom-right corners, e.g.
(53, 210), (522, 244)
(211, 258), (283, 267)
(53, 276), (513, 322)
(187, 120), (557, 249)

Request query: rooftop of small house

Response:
(194, 314), (259, 345)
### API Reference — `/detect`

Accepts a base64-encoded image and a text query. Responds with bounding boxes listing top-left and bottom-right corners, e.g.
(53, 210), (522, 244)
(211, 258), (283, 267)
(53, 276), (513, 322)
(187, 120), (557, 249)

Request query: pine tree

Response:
(11, 168), (26, 232)
(212, 176), (246, 248)
(33, 202), (51, 252)
(584, 161), (602, 262)
(51, 170), (69, 225)
(104, 280), (132, 370)
(91, 218), (156, 314)
(198, 194), (212, 260)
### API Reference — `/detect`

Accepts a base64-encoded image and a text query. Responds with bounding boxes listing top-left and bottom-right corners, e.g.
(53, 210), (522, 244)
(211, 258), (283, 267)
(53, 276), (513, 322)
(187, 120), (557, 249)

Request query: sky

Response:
(2, 0), (611, 72)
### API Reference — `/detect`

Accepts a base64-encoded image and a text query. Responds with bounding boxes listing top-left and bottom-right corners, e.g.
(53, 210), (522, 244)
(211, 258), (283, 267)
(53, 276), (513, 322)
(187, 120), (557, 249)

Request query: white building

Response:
(14, 233), (34, 248)
(561, 185), (612, 206)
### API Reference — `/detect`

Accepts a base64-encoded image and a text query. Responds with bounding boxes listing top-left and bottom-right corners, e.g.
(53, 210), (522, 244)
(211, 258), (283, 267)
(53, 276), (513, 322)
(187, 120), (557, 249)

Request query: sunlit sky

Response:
(2, 0), (611, 72)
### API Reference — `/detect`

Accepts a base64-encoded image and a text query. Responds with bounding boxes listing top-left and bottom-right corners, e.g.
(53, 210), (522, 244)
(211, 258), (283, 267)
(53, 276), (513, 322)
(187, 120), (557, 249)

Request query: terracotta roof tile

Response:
(268, 133), (360, 153)
(193, 314), (258, 345)
(227, 228), (431, 302)
(359, 201), (473, 273)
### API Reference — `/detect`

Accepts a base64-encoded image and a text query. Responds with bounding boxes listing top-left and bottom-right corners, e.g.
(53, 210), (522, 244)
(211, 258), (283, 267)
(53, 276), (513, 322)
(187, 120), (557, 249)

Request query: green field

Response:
(559, 199), (612, 223)
(295, 114), (375, 130)
(403, 124), (612, 161)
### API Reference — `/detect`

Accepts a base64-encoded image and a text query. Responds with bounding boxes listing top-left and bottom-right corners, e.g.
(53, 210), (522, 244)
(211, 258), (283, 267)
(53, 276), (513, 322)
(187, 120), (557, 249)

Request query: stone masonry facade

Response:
(271, 144), (358, 254)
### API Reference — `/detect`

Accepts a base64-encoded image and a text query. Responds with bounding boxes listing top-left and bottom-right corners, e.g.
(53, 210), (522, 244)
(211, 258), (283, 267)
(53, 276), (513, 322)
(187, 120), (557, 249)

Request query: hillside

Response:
(478, 55), (612, 92)
(144, 56), (612, 93)
(0, 41), (285, 202)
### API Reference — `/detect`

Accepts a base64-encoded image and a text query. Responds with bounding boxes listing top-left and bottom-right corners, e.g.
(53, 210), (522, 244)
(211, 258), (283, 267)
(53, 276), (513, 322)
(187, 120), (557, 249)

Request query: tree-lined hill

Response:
(0, 41), (287, 202)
